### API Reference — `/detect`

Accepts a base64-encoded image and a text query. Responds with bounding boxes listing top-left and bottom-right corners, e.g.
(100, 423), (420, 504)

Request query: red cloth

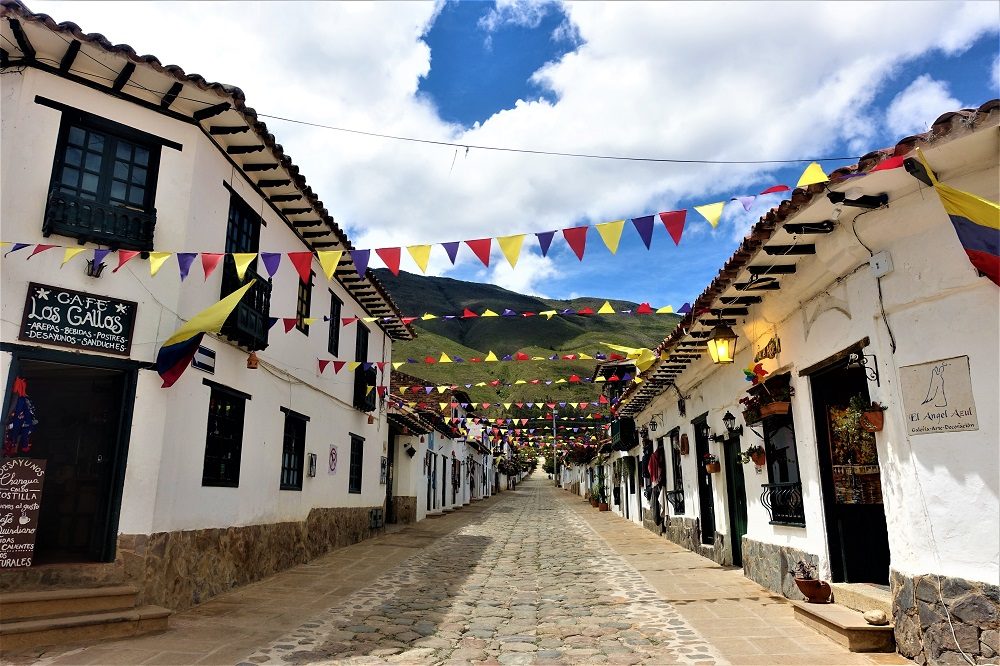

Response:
(648, 447), (663, 486)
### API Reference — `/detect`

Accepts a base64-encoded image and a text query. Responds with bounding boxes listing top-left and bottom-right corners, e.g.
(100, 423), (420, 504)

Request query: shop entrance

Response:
(693, 417), (716, 545)
(3, 354), (135, 564)
(722, 434), (748, 566)
(810, 361), (891, 584)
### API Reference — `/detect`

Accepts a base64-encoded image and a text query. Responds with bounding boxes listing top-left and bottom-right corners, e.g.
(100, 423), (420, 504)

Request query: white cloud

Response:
(478, 0), (556, 32)
(993, 54), (1000, 94)
(886, 75), (963, 137)
(480, 249), (558, 297)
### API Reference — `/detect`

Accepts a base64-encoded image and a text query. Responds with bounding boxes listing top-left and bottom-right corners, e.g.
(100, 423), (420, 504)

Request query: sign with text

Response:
(19, 283), (137, 356)
(0, 458), (46, 568)
(901, 356), (978, 435)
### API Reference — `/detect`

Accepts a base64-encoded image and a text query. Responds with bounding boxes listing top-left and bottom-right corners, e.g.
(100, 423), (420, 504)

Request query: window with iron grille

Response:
(328, 292), (342, 356)
(225, 192), (261, 255)
(668, 429), (685, 514)
(202, 382), (248, 487)
(280, 408), (309, 491)
(349, 434), (364, 494)
(296, 271), (314, 334)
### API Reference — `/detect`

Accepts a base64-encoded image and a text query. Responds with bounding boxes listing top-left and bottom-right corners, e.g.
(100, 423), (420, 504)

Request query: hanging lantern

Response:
(706, 317), (738, 364)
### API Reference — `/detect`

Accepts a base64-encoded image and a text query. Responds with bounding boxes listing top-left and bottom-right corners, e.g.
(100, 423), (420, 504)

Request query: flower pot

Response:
(750, 450), (766, 466)
(861, 410), (884, 432)
(742, 408), (761, 425)
(794, 578), (833, 603)
(591, 498), (598, 507)
(760, 401), (791, 418)
(599, 502), (610, 511)
(705, 462), (721, 473)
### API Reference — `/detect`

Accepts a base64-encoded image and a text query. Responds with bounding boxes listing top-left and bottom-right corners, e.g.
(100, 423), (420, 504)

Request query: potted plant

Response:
(861, 401), (888, 432)
(703, 453), (720, 473)
(737, 444), (766, 466)
(739, 394), (762, 425)
(789, 560), (832, 603)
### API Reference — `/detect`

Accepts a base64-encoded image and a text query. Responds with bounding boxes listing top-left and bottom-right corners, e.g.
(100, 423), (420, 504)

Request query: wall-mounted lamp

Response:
(845, 352), (880, 387)
(723, 410), (743, 436)
(826, 188), (888, 210)
(706, 313), (738, 364)
(709, 431), (726, 443)
(405, 444), (417, 458)
(85, 258), (106, 278)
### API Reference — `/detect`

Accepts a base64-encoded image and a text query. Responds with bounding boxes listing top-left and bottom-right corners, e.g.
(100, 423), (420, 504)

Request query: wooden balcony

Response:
(43, 190), (155, 251)
(220, 260), (272, 352)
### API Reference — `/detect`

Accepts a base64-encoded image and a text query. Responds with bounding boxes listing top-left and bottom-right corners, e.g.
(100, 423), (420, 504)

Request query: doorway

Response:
(722, 435), (748, 566)
(810, 363), (890, 584)
(385, 431), (397, 524)
(3, 355), (136, 563)
(693, 417), (716, 545)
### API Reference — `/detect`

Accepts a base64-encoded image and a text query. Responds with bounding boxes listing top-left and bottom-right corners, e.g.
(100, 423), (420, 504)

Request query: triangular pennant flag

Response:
(231, 253), (257, 280)
(362, 316), (378, 323)
(535, 231), (556, 258)
(375, 247), (401, 276)
(420, 313), (437, 321)
(481, 309), (498, 317)
(465, 238), (492, 267)
(595, 220), (625, 254)
(347, 361), (361, 372)
(439, 353), (452, 363)
(484, 351), (498, 362)
(332, 361), (346, 374)
(201, 252), (223, 280)
(733, 195), (756, 211)
(61, 247), (87, 267)
(694, 202), (726, 228)
(631, 215), (655, 249)
(407, 245), (431, 273)
(659, 210), (686, 245)
(283, 318), (297, 333)
(148, 251), (172, 276)
(261, 252), (282, 277)
(28, 244), (57, 259)
(760, 185), (790, 195)
(393, 361), (404, 370)
(678, 302), (692, 314)
(871, 155), (906, 172)
(462, 308), (478, 319)
(341, 316), (357, 326)
(796, 162), (828, 187)
(287, 252), (314, 283)
(497, 234), (525, 268)
(441, 241), (461, 265)
(318, 250), (344, 280)
(539, 310), (557, 319)
(656, 305), (674, 314)
(93, 248), (111, 268)
(318, 359), (330, 374)
(348, 250), (370, 279)
(635, 302), (654, 314)
(598, 301), (615, 314)
(5, 243), (30, 255)
(112, 249), (140, 272)
(562, 226), (588, 260)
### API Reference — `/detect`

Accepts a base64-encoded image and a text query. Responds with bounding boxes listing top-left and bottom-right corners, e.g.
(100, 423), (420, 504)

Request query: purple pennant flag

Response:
(176, 252), (197, 281)
(267, 317), (279, 330)
(535, 231), (555, 257)
(678, 302), (692, 314)
(260, 252), (282, 277)
(631, 215), (655, 249)
(454, 357), (464, 363)
(545, 380), (552, 385)
(561, 309), (575, 315)
(93, 248), (111, 267)
(465, 384), (472, 388)
(6, 243), (30, 255)
(559, 402), (566, 407)
(583, 377), (593, 382)
(323, 315), (331, 322)
(501, 309), (517, 317)
(501, 354), (512, 361)
(349, 250), (370, 278)
(733, 195), (756, 212)
(424, 387), (433, 394)
(595, 353), (607, 360)
(406, 358), (417, 364)
(622, 373), (633, 381)
(362, 362), (372, 370)
(441, 241), (460, 264)
(548, 354), (559, 360)
(527, 403), (535, 408)
(444, 315), (456, 320)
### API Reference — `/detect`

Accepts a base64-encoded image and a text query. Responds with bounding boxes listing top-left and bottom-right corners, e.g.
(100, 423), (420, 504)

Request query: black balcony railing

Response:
(43, 190), (156, 251)
(220, 261), (272, 352)
(664, 488), (685, 514)
(354, 366), (378, 412)
(760, 481), (806, 526)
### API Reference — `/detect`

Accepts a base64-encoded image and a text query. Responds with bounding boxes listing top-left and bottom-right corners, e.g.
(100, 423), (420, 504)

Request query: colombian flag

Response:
(917, 148), (1000, 286)
(156, 281), (256, 387)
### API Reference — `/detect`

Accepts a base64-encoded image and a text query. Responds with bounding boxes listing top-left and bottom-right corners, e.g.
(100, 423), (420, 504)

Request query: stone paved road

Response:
(243, 476), (720, 666)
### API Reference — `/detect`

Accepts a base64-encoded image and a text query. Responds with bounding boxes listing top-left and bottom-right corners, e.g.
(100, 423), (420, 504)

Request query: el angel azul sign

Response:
(900, 356), (979, 435)
(18, 282), (137, 356)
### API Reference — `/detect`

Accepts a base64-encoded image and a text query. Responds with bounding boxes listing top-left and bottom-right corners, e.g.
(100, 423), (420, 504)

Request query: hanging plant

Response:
(703, 453), (720, 473)
(861, 402), (888, 432)
(830, 394), (880, 465)
(736, 444), (766, 466)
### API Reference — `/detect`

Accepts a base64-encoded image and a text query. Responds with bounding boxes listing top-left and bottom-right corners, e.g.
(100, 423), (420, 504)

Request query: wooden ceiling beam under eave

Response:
(8, 19), (35, 61)
(193, 102), (232, 121)
(209, 125), (249, 135)
(111, 62), (135, 92)
(58, 39), (80, 73)
(160, 82), (183, 110)
(227, 145), (265, 155)
(269, 194), (302, 203)
(243, 163), (279, 172)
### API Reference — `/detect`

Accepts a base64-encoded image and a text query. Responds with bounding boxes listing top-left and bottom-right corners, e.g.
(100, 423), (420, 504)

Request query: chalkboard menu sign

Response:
(18, 282), (137, 356)
(0, 458), (46, 568)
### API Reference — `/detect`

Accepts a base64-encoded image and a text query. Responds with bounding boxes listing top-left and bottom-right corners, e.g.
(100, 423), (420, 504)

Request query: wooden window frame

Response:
(328, 291), (342, 356)
(280, 407), (309, 491)
(349, 434), (364, 494)
(201, 381), (248, 488)
(296, 271), (314, 335)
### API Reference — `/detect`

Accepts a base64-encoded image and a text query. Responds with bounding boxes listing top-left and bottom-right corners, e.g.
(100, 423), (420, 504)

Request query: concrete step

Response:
(0, 605), (170, 652)
(0, 585), (139, 622)
(831, 582), (892, 617)
(791, 600), (895, 653)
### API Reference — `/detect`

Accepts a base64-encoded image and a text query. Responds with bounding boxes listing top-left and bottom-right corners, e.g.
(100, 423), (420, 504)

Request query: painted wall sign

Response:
(0, 458), (46, 568)
(328, 444), (338, 475)
(18, 282), (137, 356)
(901, 356), (978, 435)
(754, 336), (781, 362)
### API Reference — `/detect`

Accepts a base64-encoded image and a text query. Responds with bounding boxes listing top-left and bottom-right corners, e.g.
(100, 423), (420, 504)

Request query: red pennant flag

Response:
(287, 252), (313, 284)
(546, 402), (556, 409)
(562, 354), (578, 360)
(375, 247), (401, 275)
(462, 308), (479, 319)
(332, 361), (346, 374)
(515, 352), (530, 361)
(28, 244), (57, 259)
(450, 402), (459, 408)
(659, 210), (686, 246)
(469, 357), (482, 362)
(530, 379), (540, 385)
(201, 252), (223, 279)
(424, 356), (436, 364)
(401, 317), (417, 325)
(376, 361), (387, 370)
(759, 184), (791, 195)
(635, 302), (654, 314)
(377, 386), (387, 398)
(562, 226), (588, 260)
(465, 238), (492, 267)
(318, 359), (330, 373)
(608, 374), (620, 382)
(871, 155), (905, 172)
(490, 380), (501, 387)
(283, 318), (297, 333)
(112, 249), (141, 272)
(341, 317), (358, 326)
(609, 353), (625, 361)
(576, 307), (594, 315)
(569, 374), (581, 383)
(482, 403), (491, 409)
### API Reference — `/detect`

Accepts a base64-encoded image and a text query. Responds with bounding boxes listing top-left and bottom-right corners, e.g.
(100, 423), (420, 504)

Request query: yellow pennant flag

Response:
(595, 220), (626, 254)
(367, 386), (375, 396)
(399, 386), (409, 394)
(437, 386), (448, 394)
(470, 403), (479, 409)
(598, 301), (615, 314)
(481, 309), (499, 317)
(439, 353), (452, 363)
(656, 305), (673, 314)
(694, 202), (726, 228)
(515, 379), (526, 385)
(362, 317), (378, 323)
(555, 378), (567, 384)
(231, 253), (257, 280)
(595, 376), (606, 383)
(484, 351), (499, 362)
(318, 250), (344, 280)
(148, 251), (172, 276)
(531, 356), (544, 360)
(392, 361), (405, 370)
(539, 310), (557, 319)
(347, 361), (361, 372)
(796, 162), (828, 187)
(61, 247), (87, 267)
(475, 382), (487, 387)
(578, 352), (593, 360)
(634, 377), (644, 384)
(497, 234), (525, 268)
(503, 403), (512, 409)
(407, 245), (432, 273)
(421, 313), (437, 321)
(303, 318), (316, 326)
(439, 402), (448, 410)
(602, 342), (656, 372)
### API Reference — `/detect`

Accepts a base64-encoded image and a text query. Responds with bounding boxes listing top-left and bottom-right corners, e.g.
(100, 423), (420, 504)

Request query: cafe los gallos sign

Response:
(18, 282), (137, 356)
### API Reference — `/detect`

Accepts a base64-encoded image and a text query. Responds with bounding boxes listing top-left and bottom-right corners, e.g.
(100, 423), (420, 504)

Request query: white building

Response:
(618, 101), (999, 663)
(0, 1), (416, 615)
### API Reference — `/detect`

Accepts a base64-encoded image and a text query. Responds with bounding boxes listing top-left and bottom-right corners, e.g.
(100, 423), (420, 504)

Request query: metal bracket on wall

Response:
(845, 352), (880, 387)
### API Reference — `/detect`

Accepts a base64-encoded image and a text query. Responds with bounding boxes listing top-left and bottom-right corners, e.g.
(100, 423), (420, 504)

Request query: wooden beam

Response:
(784, 220), (835, 235)
(209, 125), (249, 135)
(292, 220), (324, 228)
(159, 82), (183, 109)
(193, 102), (231, 121)
(301, 231), (328, 239)
(763, 244), (816, 256)
(111, 62), (135, 92)
(9, 20), (35, 61)
(0, 48), (8, 68)
(717, 307), (749, 316)
(269, 194), (302, 203)
(734, 280), (780, 291)
(282, 207), (313, 215)
(257, 179), (291, 188)
(311, 242), (338, 248)
(242, 163), (278, 172)
(720, 296), (762, 305)
(58, 40), (80, 73)
(226, 145), (265, 154)
(747, 264), (796, 276)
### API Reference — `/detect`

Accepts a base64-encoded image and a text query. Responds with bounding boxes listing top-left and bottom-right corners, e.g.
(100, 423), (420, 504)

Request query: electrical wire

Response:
(849, 207), (897, 353)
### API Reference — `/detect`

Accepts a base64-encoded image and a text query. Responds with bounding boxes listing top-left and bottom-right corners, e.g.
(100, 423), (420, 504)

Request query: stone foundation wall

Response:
(741, 536), (820, 601)
(639, 511), (728, 566)
(891, 569), (999, 665)
(117, 505), (381, 610)
(391, 496), (417, 525)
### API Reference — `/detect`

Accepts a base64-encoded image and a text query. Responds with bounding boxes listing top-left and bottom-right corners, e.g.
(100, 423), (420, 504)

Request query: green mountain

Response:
(376, 270), (679, 404)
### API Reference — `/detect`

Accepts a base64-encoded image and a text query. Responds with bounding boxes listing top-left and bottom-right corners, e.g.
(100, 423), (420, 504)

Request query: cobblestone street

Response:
(18, 476), (910, 665)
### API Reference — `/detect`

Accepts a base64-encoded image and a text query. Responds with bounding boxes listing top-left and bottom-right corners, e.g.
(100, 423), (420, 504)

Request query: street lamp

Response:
(723, 410), (743, 436)
(706, 314), (738, 364)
